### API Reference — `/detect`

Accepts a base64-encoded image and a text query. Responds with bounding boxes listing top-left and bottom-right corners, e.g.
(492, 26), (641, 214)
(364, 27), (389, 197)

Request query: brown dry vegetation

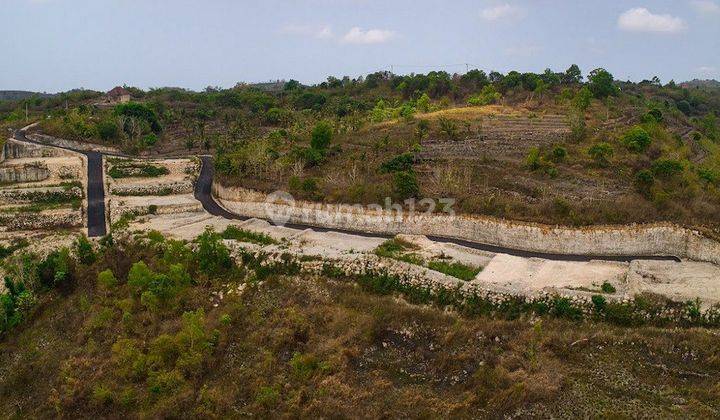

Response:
(6, 71), (720, 231)
(1, 234), (719, 418)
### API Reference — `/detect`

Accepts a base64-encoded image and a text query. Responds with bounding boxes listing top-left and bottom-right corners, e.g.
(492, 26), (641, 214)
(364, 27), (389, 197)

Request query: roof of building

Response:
(107, 86), (130, 97)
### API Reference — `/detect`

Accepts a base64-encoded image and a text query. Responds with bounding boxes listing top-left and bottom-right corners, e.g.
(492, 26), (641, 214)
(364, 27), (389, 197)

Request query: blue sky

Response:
(2, 0), (719, 92)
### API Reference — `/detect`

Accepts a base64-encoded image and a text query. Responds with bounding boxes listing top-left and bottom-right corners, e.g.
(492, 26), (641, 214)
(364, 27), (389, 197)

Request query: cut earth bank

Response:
(213, 183), (720, 266)
(130, 211), (720, 310)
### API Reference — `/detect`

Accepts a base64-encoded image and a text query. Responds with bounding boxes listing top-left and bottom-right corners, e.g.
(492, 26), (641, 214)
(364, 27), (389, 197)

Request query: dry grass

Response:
(1, 254), (719, 417)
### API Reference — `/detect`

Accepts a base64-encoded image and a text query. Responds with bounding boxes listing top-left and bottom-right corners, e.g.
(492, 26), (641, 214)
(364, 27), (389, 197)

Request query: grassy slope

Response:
(1, 259), (719, 417)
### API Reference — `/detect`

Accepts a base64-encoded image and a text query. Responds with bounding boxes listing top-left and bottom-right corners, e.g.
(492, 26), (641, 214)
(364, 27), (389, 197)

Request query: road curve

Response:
(195, 156), (681, 263)
(7, 130), (684, 262)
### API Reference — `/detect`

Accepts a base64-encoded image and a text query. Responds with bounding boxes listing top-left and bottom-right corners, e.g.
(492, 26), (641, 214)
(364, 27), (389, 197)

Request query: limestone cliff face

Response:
(0, 163), (50, 183)
(213, 182), (720, 265)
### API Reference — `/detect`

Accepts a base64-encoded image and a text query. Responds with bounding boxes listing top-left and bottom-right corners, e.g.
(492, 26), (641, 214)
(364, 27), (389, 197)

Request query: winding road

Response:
(11, 129), (680, 263)
(195, 157), (679, 263)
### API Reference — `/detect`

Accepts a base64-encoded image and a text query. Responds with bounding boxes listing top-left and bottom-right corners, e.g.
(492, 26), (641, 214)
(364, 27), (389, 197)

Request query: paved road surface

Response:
(86, 152), (107, 237)
(13, 129), (107, 237)
(6, 132), (683, 262)
(194, 157), (680, 263)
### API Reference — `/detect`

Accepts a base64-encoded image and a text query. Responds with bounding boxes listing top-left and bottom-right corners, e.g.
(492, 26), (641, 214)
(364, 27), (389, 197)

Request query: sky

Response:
(1, 0), (719, 92)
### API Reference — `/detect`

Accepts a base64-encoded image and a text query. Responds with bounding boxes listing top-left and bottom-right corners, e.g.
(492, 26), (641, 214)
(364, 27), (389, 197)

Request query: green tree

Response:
(416, 93), (431, 113)
(573, 87), (593, 112)
(310, 121), (333, 151)
(195, 228), (232, 275)
(74, 235), (96, 265)
(587, 68), (617, 99)
(563, 64), (582, 84)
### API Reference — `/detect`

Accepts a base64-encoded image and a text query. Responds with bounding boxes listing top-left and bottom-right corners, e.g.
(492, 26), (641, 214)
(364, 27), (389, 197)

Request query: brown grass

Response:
(1, 263), (719, 418)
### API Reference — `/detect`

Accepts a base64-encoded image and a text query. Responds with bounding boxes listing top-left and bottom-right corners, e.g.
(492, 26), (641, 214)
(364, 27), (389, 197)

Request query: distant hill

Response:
(0, 91), (54, 101)
(680, 79), (720, 89)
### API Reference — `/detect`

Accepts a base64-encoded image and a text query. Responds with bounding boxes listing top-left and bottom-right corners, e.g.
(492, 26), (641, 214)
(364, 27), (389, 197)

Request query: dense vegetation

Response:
(1, 231), (720, 417)
(3, 67), (720, 231)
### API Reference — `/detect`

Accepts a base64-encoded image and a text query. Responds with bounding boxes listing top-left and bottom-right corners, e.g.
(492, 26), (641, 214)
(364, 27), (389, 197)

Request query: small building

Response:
(104, 86), (131, 104)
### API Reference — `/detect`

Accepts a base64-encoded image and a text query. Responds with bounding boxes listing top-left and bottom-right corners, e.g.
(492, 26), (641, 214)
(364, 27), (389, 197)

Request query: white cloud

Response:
(480, 4), (525, 21)
(618, 8), (686, 33)
(341, 27), (396, 44)
(691, 0), (720, 13)
(280, 24), (334, 39)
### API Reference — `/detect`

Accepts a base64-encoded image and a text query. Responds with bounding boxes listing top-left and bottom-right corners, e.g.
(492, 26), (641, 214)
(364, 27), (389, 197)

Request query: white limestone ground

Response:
(106, 157), (200, 223)
(129, 211), (720, 307)
(0, 139), (86, 232)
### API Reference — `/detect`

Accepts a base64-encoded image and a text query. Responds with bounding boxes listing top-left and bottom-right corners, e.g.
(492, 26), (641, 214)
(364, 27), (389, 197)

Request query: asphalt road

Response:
(194, 156), (680, 263)
(86, 152), (107, 237)
(13, 129), (107, 237)
(7, 131), (683, 262)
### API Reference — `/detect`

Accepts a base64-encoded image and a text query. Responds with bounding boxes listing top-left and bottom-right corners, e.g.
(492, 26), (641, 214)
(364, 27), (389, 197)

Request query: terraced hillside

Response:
(4, 68), (720, 231)
(0, 140), (85, 231)
(419, 113), (570, 161)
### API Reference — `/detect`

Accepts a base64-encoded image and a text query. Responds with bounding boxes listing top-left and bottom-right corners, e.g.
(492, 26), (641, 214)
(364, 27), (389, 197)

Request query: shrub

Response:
(111, 338), (147, 380)
(572, 86), (592, 112)
(195, 228), (232, 275)
(36, 248), (73, 290)
(651, 159), (683, 179)
(74, 235), (96, 265)
(550, 146), (567, 163)
(415, 119), (431, 140)
(108, 162), (170, 179)
(92, 385), (113, 406)
(568, 111), (587, 142)
(588, 142), (613, 167)
(634, 169), (655, 197)
(601, 282), (617, 294)
(289, 352), (327, 379)
(255, 385), (281, 408)
(622, 126), (651, 152)
(310, 121), (333, 151)
(698, 167), (719, 185)
(127, 261), (154, 293)
(526, 147), (542, 171)
(97, 120), (120, 141)
(427, 260), (482, 281)
(643, 108), (663, 123)
(221, 226), (278, 245)
(148, 204), (158, 215)
(438, 117), (459, 140)
(97, 269), (117, 289)
(380, 152), (414, 173)
(591, 295), (607, 312)
(467, 85), (501, 106)
(393, 171), (419, 199)
(140, 133), (158, 148)
(416, 93), (431, 112)
(676, 100), (692, 115)
(264, 107), (288, 126)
